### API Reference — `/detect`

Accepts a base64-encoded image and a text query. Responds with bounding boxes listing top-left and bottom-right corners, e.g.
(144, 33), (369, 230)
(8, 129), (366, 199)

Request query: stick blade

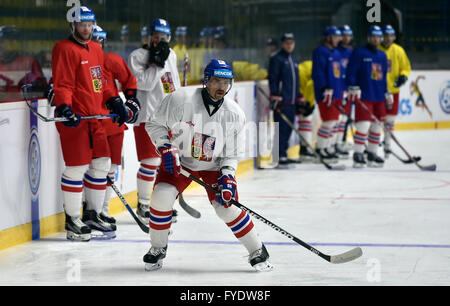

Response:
(420, 164), (436, 171)
(330, 247), (363, 264)
(178, 194), (201, 219)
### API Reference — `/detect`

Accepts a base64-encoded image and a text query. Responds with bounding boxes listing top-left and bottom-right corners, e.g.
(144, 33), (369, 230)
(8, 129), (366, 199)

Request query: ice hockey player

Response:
(268, 33), (301, 165)
(334, 24), (354, 158)
(128, 18), (181, 223)
(378, 25), (411, 158)
(90, 25), (140, 226)
(312, 26), (344, 163)
(296, 60), (316, 162)
(52, 6), (133, 241)
(143, 59), (273, 272)
(346, 25), (389, 168)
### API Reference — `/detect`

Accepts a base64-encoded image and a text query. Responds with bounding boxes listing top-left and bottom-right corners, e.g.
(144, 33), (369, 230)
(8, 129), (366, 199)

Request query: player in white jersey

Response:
(143, 59), (273, 272)
(127, 18), (181, 221)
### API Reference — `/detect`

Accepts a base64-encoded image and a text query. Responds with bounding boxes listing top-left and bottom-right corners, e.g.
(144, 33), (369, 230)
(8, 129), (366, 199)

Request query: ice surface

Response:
(0, 129), (449, 286)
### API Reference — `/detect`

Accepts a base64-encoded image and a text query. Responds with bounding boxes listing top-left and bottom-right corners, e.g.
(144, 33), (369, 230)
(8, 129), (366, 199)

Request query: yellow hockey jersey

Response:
(378, 43), (411, 94)
(298, 60), (315, 106)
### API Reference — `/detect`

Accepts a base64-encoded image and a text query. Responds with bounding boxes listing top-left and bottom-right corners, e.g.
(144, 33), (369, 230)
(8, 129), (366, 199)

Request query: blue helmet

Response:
(92, 25), (107, 40)
(203, 59), (233, 84)
(175, 26), (188, 37)
(324, 26), (342, 36)
(121, 24), (129, 36)
(141, 26), (149, 37)
(368, 25), (383, 36)
(340, 25), (353, 36)
(151, 18), (171, 35)
(382, 25), (396, 35)
(71, 6), (96, 23)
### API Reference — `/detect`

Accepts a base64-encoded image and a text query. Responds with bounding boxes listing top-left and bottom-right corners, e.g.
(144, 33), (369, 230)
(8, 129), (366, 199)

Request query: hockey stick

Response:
(180, 168), (362, 264)
(178, 194), (201, 219)
(256, 87), (345, 171)
(21, 84), (117, 122)
(355, 98), (436, 171)
(106, 176), (149, 234)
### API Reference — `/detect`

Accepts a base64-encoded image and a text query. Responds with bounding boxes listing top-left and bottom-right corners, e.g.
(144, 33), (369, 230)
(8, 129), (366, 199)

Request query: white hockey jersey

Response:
(146, 88), (247, 173)
(127, 47), (181, 124)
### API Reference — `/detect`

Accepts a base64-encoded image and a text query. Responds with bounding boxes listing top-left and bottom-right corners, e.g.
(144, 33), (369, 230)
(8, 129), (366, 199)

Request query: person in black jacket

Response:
(268, 33), (301, 165)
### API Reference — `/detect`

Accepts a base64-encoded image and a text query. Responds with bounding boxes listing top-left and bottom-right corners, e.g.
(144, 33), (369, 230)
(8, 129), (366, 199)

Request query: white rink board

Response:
(0, 82), (259, 232)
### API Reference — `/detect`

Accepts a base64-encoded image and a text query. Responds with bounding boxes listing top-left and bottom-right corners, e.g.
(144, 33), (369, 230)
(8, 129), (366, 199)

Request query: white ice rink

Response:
(0, 129), (449, 286)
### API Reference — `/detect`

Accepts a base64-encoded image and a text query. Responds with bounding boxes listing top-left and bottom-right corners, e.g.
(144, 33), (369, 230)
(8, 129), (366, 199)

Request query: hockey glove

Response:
(269, 95), (283, 112)
(385, 92), (394, 110)
(295, 97), (315, 117)
(394, 75), (408, 88)
(157, 143), (181, 176)
(348, 86), (361, 103)
(44, 83), (55, 106)
(55, 104), (81, 127)
(106, 96), (129, 126)
(125, 97), (141, 124)
(148, 41), (170, 68)
(217, 173), (237, 207)
(322, 88), (334, 107)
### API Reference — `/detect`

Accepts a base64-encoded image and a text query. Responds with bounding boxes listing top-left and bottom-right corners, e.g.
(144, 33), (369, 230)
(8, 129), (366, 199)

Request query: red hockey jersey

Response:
(51, 37), (114, 115)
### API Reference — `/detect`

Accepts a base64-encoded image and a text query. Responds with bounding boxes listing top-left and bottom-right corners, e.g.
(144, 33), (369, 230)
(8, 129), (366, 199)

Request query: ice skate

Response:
(367, 151), (384, 168)
(335, 143), (350, 159)
(99, 206), (116, 224)
(82, 209), (116, 239)
(143, 246), (167, 271)
(299, 145), (316, 163)
(249, 244), (273, 272)
(136, 202), (150, 223)
(65, 214), (91, 242)
(353, 152), (366, 168)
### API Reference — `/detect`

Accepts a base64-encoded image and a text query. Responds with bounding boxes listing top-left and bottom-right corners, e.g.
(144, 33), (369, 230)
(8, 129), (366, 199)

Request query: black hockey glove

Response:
(106, 96), (129, 126)
(296, 99), (315, 117)
(44, 83), (55, 106)
(125, 96), (141, 124)
(55, 104), (81, 127)
(394, 75), (408, 88)
(148, 41), (170, 68)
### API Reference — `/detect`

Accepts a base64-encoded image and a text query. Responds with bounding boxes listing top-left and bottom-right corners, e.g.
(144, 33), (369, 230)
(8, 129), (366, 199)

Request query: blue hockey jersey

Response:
(337, 45), (353, 91)
(312, 45), (344, 101)
(346, 45), (388, 103)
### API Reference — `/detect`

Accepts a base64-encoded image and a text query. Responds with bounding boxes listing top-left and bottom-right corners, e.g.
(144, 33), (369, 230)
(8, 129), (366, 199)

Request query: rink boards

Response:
(0, 70), (449, 250)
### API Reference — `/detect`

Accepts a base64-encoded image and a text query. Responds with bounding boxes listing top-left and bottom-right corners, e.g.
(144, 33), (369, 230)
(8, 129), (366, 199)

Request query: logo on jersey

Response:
(332, 61), (341, 78)
(191, 132), (216, 162)
(340, 58), (349, 69)
(89, 66), (103, 92)
(161, 72), (176, 94)
(371, 63), (383, 81)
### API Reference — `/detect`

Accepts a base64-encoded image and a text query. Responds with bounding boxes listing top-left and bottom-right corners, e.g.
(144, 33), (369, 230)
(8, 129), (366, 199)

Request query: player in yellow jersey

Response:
(378, 25), (411, 158)
(297, 60), (316, 161)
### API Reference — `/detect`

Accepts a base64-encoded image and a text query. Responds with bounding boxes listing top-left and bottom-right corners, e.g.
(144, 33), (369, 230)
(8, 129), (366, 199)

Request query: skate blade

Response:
(145, 260), (163, 271)
(353, 163), (366, 169)
(91, 230), (116, 240)
(252, 261), (274, 272)
(368, 162), (384, 168)
(67, 231), (91, 242)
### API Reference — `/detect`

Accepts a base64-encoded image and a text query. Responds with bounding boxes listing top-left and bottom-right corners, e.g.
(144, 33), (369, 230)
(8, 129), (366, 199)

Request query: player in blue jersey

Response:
(334, 25), (354, 157)
(346, 25), (389, 168)
(312, 26), (343, 163)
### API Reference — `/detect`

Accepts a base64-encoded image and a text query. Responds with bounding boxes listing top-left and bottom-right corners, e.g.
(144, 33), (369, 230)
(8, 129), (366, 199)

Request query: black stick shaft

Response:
(180, 169), (332, 262)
